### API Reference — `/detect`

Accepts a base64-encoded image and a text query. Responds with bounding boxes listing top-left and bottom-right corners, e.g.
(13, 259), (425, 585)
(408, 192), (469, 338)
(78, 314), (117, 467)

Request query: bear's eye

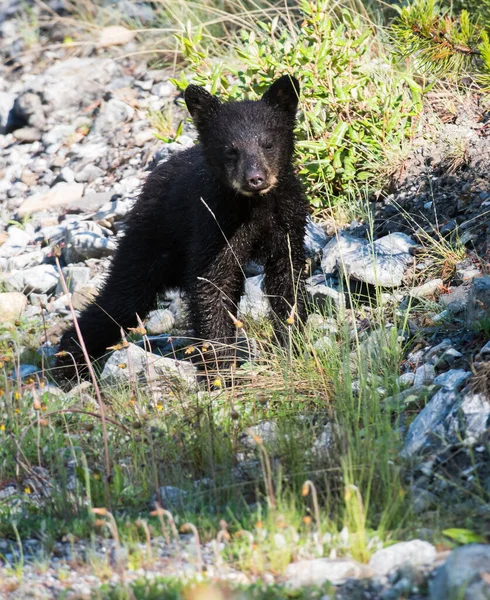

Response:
(262, 141), (274, 151)
(224, 147), (238, 159)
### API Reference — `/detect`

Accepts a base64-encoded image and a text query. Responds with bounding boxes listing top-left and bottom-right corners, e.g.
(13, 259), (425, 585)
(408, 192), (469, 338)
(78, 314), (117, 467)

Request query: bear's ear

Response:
(262, 75), (300, 116)
(184, 85), (220, 126)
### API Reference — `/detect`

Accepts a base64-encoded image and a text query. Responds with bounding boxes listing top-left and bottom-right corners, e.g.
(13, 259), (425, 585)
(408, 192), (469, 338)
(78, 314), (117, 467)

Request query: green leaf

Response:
(443, 528), (486, 544)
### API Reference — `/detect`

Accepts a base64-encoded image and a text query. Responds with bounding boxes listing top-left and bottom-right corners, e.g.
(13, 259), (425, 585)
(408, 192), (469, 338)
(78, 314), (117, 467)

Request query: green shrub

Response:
(172, 1), (423, 211)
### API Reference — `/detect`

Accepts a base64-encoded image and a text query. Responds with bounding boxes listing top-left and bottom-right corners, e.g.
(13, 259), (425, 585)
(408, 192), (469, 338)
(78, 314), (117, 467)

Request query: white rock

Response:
(0, 292), (28, 322)
(55, 266), (92, 295)
(4, 264), (59, 294)
(398, 372), (415, 387)
(369, 540), (436, 577)
(409, 279), (443, 298)
(238, 275), (270, 319)
(101, 343), (197, 389)
(340, 233), (416, 287)
(321, 233), (364, 274)
(63, 221), (117, 263)
(285, 558), (366, 588)
(145, 309), (175, 335)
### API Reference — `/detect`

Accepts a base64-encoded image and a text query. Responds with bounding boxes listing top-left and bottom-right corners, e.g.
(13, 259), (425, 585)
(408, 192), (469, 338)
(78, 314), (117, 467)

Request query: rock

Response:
(413, 364), (436, 389)
(238, 275), (270, 320)
(306, 275), (345, 309)
(55, 266), (92, 295)
(409, 279), (443, 299)
(59, 167), (75, 183)
(11, 92), (46, 130)
(17, 183), (84, 217)
(92, 199), (132, 224)
(480, 340), (490, 357)
(369, 540), (436, 577)
(42, 123), (77, 146)
(0, 226), (31, 257)
(0, 292), (27, 322)
(7, 249), (48, 271)
(145, 309), (175, 335)
(67, 191), (114, 213)
(74, 164), (105, 183)
(424, 339), (453, 362)
(0, 90), (15, 134)
(440, 286), (469, 314)
(4, 265), (59, 295)
(156, 486), (187, 509)
(97, 25), (135, 48)
(467, 276), (490, 327)
(402, 388), (459, 457)
(457, 392), (490, 445)
(91, 98), (135, 136)
(340, 233), (416, 287)
(399, 372), (415, 387)
(285, 558), (366, 588)
(433, 369), (471, 391)
(63, 221), (117, 263)
(429, 544), (490, 600)
(304, 217), (329, 258)
(100, 343), (197, 389)
(13, 127), (42, 142)
(243, 421), (279, 449)
(455, 258), (481, 283)
(30, 58), (119, 112)
(321, 233), (364, 274)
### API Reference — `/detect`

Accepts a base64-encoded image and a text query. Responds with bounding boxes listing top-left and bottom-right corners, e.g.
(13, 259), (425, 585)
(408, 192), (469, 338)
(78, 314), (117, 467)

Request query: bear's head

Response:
(184, 75), (300, 197)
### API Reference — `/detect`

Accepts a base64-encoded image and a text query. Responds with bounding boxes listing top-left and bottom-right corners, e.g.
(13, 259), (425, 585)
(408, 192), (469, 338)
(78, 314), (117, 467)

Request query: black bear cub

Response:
(55, 75), (309, 383)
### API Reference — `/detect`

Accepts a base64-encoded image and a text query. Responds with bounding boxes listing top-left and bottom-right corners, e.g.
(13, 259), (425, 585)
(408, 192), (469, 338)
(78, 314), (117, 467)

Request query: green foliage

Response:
(392, 0), (490, 87)
(172, 2), (422, 211)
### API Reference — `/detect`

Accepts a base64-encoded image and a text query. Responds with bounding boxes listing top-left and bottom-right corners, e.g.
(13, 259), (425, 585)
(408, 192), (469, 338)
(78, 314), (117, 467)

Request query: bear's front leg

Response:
(264, 227), (307, 341)
(189, 246), (247, 376)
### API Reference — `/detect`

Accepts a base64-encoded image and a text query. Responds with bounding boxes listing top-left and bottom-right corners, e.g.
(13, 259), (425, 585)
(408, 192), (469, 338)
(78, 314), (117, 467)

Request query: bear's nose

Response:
(246, 171), (267, 191)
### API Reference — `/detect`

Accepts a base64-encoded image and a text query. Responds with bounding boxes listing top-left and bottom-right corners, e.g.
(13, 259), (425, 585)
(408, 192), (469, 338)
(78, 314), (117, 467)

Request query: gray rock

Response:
(63, 221), (117, 263)
(13, 127), (42, 142)
(413, 364), (435, 389)
(402, 388), (459, 457)
(30, 58), (119, 112)
(100, 343), (197, 389)
(340, 232), (416, 287)
(467, 276), (490, 327)
(307, 275), (345, 309)
(91, 98), (135, 136)
(321, 233), (364, 274)
(433, 369), (471, 391)
(74, 164), (105, 183)
(7, 249), (47, 271)
(424, 339), (453, 362)
(429, 544), (490, 600)
(440, 286), (469, 314)
(369, 540), (436, 577)
(455, 258), (481, 283)
(59, 166), (75, 183)
(304, 217), (329, 258)
(67, 191), (114, 213)
(238, 275), (270, 320)
(92, 199), (132, 224)
(145, 309), (175, 335)
(0, 226), (32, 257)
(243, 421), (279, 449)
(480, 340), (490, 357)
(398, 372), (415, 387)
(156, 486), (187, 509)
(55, 266), (91, 295)
(285, 558), (366, 587)
(4, 264), (59, 294)
(42, 123), (77, 146)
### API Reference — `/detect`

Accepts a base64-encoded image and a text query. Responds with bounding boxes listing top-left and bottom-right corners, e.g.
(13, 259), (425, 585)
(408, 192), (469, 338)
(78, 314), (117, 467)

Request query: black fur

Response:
(55, 75), (309, 383)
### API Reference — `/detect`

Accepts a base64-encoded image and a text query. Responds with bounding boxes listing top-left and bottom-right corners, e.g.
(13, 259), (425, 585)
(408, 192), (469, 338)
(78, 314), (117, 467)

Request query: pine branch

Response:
(392, 0), (490, 86)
